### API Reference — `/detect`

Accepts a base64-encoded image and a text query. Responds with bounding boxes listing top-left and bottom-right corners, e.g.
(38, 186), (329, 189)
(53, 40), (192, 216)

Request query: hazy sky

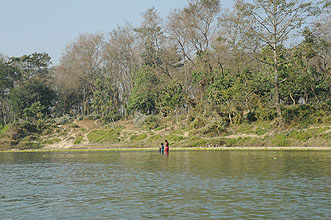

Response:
(0, 0), (234, 65)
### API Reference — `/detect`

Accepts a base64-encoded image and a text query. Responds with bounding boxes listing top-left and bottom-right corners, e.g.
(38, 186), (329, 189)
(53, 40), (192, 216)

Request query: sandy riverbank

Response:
(1, 146), (331, 153)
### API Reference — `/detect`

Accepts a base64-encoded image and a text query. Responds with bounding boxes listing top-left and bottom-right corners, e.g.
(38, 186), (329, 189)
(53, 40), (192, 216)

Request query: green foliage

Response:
(23, 101), (45, 121)
(166, 134), (184, 142)
(10, 79), (57, 118)
(247, 112), (257, 122)
(130, 133), (147, 141)
(158, 81), (184, 115)
(287, 130), (312, 142)
(282, 104), (330, 127)
(43, 138), (61, 145)
(0, 124), (10, 134)
(87, 129), (121, 144)
(128, 66), (160, 114)
(142, 115), (161, 129)
(149, 134), (162, 140)
(69, 123), (79, 128)
(9, 52), (51, 80)
(0, 62), (20, 98)
(18, 142), (42, 150)
(74, 136), (84, 145)
(272, 134), (290, 147)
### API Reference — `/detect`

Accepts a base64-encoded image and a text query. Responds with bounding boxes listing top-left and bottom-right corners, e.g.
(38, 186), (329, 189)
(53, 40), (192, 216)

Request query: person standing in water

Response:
(164, 140), (169, 153)
(159, 143), (164, 153)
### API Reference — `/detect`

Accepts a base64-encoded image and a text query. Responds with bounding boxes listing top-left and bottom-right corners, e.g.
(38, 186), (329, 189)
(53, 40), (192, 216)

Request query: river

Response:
(0, 150), (330, 219)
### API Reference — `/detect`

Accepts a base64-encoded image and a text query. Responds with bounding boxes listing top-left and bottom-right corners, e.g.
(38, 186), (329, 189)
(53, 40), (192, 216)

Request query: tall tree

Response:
(9, 52), (51, 81)
(103, 23), (139, 119)
(237, 0), (316, 123)
(0, 56), (20, 124)
(56, 33), (104, 115)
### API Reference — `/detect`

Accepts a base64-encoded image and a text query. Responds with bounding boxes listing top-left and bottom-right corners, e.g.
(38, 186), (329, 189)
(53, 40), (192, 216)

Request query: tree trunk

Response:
(228, 112), (233, 125)
(273, 12), (283, 125)
(290, 93), (296, 106)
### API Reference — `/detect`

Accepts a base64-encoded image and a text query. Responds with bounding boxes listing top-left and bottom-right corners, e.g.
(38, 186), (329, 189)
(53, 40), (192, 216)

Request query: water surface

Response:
(0, 150), (330, 219)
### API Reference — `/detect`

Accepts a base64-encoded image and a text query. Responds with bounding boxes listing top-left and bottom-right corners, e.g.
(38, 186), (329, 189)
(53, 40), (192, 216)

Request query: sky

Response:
(0, 0), (234, 65)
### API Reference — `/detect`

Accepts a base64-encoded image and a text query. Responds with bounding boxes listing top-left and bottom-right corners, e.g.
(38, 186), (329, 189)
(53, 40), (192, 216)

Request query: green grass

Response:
(130, 133), (147, 141)
(42, 138), (61, 145)
(149, 134), (162, 140)
(0, 124), (10, 134)
(272, 133), (290, 147)
(87, 129), (121, 144)
(69, 123), (80, 128)
(166, 134), (184, 141)
(74, 136), (84, 145)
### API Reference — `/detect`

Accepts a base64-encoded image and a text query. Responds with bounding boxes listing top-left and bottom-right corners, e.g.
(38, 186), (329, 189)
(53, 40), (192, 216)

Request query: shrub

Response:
(69, 123), (79, 128)
(190, 115), (205, 129)
(143, 115), (160, 129)
(247, 112), (257, 122)
(74, 136), (84, 145)
(272, 133), (290, 146)
(0, 124), (10, 134)
(288, 130), (312, 142)
(133, 112), (148, 127)
(18, 142), (42, 150)
(282, 104), (330, 127)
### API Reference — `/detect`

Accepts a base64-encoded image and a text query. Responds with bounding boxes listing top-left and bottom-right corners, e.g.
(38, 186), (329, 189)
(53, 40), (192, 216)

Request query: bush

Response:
(201, 120), (226, 136)
(282, 104), (330, 126)
(69, 123), (79, 128)
(143, 115), (160, 129)
(0, 124), (10, 134)
(18, 142), (42, 150)
(272, 133), (290, 146)
(74, 136), (84, 145)
(133, 112), (148, 127)
(255, 104), (277, 121)
(247, 112), (257, 122)
(190, 115), (205, 129)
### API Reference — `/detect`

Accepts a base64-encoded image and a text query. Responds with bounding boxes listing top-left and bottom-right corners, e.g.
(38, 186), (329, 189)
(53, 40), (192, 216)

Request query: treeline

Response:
(1, 0), (330, 131)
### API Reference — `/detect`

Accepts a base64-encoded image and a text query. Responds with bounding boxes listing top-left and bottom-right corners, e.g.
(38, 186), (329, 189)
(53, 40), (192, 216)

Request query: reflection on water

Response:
(0, 151), (330, 219)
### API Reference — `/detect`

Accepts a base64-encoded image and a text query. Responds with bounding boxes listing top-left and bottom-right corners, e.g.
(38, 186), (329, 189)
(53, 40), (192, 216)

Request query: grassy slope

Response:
(1, 118), (331, 151)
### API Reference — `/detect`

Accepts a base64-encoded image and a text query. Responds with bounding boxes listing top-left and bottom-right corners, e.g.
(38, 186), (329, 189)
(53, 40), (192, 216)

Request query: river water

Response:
(0, 150), (330, 219)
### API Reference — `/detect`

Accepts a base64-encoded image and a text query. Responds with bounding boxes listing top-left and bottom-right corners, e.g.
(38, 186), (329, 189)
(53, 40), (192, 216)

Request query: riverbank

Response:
(1, 118), (331, 151)
(1, 146), (331, 153)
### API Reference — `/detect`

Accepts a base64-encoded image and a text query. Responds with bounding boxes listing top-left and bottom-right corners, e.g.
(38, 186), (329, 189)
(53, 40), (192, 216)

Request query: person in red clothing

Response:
(164, 140), (169, 153)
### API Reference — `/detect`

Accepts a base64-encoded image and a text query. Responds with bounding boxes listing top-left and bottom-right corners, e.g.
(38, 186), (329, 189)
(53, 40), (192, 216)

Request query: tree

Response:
(10, 79), (57, 119)
(9, 52), (51, 81)
(56, 33), (104, 115)
(237, 0), (317, 123)
(0, 57), (20, 124)
(158, 81), (184, 123)
(103, 23), (140, 119)
(128, 66), (160, 114)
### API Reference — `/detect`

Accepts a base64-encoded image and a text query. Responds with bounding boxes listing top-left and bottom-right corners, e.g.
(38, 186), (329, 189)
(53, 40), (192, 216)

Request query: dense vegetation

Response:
(0, 0), (330, 149)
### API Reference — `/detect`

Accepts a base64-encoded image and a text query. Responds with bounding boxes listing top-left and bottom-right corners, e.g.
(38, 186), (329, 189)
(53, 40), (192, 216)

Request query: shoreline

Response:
(1, 146), (331, 153)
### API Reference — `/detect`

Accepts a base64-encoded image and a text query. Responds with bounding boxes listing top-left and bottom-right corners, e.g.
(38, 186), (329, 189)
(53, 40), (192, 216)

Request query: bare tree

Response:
(103, 23), (140, 119)
(56, 33), (104, 115)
